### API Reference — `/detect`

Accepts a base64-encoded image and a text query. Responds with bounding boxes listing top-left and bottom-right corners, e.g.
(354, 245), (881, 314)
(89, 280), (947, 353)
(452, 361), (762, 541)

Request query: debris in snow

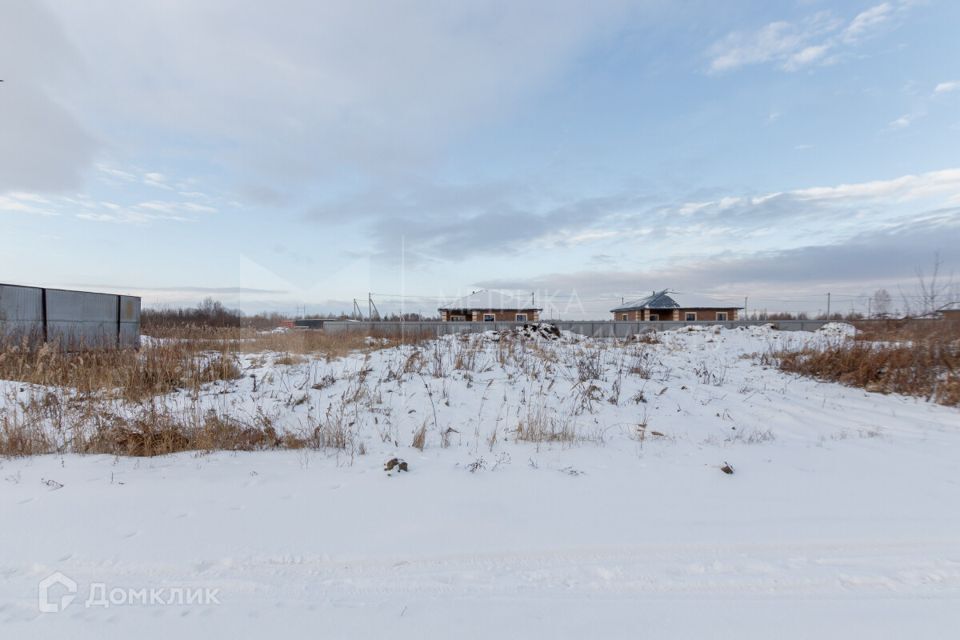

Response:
(720, 462), (735, 475)
(483, 323), (567, 342)
(42, 478), (65, 490)
(311, 374), (337, 390)
(467, 457), (487, 473)
(384, 458), (408, 473)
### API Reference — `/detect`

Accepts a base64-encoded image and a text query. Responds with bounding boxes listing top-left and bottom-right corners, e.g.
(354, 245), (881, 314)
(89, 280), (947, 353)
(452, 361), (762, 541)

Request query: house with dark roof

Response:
(439, 290), (541, 322)
(611, 290), (742, 322)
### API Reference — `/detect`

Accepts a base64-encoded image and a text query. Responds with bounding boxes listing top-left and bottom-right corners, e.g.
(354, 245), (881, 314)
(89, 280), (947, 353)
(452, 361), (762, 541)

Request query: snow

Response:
(2, 324), (959, 638)
(817, 321), (859, 338)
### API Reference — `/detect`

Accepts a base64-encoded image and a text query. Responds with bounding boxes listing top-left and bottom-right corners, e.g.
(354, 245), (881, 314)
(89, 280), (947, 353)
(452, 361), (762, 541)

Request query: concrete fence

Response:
(315, 319), (832, 337)
(0, 283), (141, 349)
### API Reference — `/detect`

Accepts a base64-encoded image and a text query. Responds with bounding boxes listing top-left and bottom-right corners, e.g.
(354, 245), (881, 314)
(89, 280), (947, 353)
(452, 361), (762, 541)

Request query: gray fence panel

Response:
(318, 319), (831, 336)
(119, 296), (141, 348)
(0, 283), (141, 349)
(0, 284), (44, 340)
(46, 289), (119, 348)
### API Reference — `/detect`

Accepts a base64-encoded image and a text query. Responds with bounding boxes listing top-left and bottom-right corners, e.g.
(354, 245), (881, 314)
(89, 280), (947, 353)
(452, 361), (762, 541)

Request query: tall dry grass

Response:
(0, 326), (429, 457)
(776, 320), (959, 406)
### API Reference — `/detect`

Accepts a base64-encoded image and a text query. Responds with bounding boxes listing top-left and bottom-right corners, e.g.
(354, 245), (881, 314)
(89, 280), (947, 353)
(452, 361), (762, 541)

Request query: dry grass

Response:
(0, 340), (241, 402)
(776, 321), (960, 406)
(514, 404), (577, 444)
(0, 327), (428, 400)
(411, 423), (427, 450)
(0, 326), (431, 457)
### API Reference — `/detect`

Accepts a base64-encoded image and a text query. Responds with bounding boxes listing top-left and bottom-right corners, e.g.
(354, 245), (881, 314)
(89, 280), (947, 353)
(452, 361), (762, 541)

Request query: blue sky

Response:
(2, 0), (959, 318)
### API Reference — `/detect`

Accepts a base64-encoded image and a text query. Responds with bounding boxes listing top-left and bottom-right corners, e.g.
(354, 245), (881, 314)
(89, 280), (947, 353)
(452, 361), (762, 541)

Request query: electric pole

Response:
(826, 292), (831, 319)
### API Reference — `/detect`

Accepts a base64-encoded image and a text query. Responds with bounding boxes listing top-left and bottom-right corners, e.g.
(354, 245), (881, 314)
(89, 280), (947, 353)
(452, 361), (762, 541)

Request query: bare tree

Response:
(917, 252), (942, 315)
(905, 252), (956, 317)
(871, 288), (892, 318)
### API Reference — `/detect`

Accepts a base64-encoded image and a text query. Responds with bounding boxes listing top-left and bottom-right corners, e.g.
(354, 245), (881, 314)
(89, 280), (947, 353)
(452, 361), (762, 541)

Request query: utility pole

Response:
(826, 292), (831, 319)
(743, 296), (748, 320)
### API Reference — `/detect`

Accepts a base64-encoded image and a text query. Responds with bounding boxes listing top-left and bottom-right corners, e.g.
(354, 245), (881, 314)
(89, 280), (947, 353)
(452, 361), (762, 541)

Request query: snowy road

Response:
(3, 441), (959, 639)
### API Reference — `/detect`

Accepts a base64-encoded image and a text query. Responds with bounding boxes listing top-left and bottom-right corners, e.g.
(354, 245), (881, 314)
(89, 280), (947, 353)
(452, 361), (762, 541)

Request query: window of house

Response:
(483, 314), (495, 322)
(649, 314), (659, 321)
(450, 315), (465, 322)
(515, 314), (527, 322)
(621, 314), (628, 321)
(716, 312), (728, 321)
(685, 312), (697, 322)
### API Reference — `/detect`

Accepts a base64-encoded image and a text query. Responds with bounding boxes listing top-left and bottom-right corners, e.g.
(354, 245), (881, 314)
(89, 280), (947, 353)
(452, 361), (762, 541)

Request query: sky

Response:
(2, 0), (959, 319)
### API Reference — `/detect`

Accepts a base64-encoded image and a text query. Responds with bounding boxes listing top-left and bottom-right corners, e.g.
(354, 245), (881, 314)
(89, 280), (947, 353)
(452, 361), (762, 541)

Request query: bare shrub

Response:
(514, 405), (575, 443)
(575, 349), (604, 382)
(82, 407), (284, 457)
(274, 353), (307, 366)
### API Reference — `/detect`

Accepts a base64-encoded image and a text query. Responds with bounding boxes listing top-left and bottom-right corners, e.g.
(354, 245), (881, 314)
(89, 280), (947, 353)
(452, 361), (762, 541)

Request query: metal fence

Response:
(316, 319), (831, 337)
(0, 283), (141, 349)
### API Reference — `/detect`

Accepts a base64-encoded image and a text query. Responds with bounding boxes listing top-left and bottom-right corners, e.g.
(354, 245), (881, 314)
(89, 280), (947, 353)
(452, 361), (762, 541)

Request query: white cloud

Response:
(842, 3), (893, 43)
(708, 2), (912, 73)
(889, 113), (914, 128)
(708, 20), (823, 72)
(38, 0), (633, 183)
(95, 164), (137, 182)
(790, 168), (960, 202)
(783, 44), (831, 70)
(142, 172), (172, 189)
(934, 80), (960, 95)
(2, 163), (225, 224)
(0, 194), (57, 216)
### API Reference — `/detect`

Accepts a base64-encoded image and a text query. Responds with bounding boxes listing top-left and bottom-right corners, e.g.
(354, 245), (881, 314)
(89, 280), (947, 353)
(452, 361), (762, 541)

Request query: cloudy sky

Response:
(2, 0), (959, 318)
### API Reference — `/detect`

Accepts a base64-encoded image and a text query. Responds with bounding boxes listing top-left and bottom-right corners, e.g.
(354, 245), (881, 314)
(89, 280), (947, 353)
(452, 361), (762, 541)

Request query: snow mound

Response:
(139, 335), (164, 348)
(747, 323), (777, 335)
(816, 322), (857, 338)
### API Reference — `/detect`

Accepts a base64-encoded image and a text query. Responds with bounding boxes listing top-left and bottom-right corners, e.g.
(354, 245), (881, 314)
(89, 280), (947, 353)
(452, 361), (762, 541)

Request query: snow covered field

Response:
(2, 324), (959, 638)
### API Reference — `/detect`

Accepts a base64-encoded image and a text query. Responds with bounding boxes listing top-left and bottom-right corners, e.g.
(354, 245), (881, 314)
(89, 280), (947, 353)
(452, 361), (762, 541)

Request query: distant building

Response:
(941, 302), (960, 323)
(611, 289), (741, 322)
(439, 290), (541, 322)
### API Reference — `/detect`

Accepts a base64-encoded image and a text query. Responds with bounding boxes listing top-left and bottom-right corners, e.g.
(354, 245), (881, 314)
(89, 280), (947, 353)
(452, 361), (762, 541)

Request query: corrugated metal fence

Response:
(316, 319), (831, 337)
(0, 283), (141, 349)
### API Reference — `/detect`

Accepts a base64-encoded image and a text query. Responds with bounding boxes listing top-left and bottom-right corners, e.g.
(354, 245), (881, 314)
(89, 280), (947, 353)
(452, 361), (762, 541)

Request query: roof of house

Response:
(940, 302), (960, 312)
(438, 289), (541, 311)
(611, 290), (679, 312)
(611, 289), (744, 312)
